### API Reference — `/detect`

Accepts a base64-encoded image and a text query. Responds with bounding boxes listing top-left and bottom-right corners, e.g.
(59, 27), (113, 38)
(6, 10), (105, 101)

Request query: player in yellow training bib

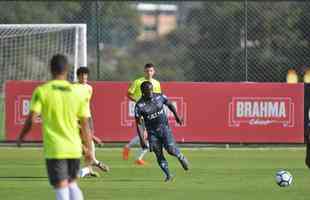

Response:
(123, 63), (161, 165)
(75, 67), (110, 178)
(17, 54), (93, 200)
(286, 68), (298, 83)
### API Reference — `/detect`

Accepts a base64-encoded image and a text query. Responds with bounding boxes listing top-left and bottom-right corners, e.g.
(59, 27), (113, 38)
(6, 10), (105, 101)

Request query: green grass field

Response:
(0, 147), (309, 200)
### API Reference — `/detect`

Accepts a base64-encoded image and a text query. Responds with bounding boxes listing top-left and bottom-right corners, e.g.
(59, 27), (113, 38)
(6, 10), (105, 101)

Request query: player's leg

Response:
(46, 159), (71, 200)
(68, 159), (84, 200)
(55, 183), (70, 200)
(79, 166), (91, 178)
(134, 122), (149, 164)
(137, 147), (148, 160)
(149, 135), (172, 181)
(123, 135), (140, 160)
(79, 143), (101, 178)
(79, 166), (100, 178)
(88, 118), (107, 171)
(135, 145), (148, 165)
(90, 141), (110, 172)
(91, 140), (99, 164)
(163, 128), (189, 171)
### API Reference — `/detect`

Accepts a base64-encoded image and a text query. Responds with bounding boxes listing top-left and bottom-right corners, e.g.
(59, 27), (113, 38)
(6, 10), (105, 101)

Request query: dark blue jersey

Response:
(134, 93), (169, 132)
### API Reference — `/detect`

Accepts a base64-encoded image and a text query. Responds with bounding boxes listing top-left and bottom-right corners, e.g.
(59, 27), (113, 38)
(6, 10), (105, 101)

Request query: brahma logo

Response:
(228, 97), (294, 127)
(15, 95), (41, 124)
(121, 97), (187, 127)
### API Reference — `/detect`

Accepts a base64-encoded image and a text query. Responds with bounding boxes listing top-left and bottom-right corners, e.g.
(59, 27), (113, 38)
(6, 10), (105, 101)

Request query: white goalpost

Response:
(0, 24), (87, 88)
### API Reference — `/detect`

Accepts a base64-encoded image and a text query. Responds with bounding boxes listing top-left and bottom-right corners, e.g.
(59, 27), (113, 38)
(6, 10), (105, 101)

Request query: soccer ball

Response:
(275, 170), (293, 187)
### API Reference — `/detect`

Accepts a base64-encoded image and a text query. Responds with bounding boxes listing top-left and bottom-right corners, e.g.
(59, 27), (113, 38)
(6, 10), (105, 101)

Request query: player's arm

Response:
(134, 105), (147, 149)
(17, 87), (42, 147)
(153, 80), (162, 94)
(79, 117), (94, 163)
(164, 95), (183, 125)
(135, 118), (148, 149)
(78, 93), (95, 163)
(127, 81), (137, 102)
(17, 111), (40, 147)
(127, 92), (136, 102)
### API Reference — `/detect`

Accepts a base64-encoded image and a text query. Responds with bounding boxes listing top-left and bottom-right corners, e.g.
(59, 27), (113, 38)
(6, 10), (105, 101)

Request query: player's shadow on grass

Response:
(82, 178), (162, 183)
(0, 176), (47, 181)
(109, 179), (161, 182)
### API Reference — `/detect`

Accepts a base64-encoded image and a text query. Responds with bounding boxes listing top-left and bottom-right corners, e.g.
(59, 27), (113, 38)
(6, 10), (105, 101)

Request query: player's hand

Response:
(176, 117), (183, 125)
(143, 130), (148, 140)
(140, 139), (148, 149)
(93, 137), (101, 144)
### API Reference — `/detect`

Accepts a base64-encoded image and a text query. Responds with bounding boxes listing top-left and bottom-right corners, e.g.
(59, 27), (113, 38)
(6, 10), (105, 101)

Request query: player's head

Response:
(77, 66), (89, 84)
(144, 63), (155, 79)
(286, 68), (298, 83)
(141, 81), (153, 99)
(287, 68), (297, 74)
(50, 54), (69, 77)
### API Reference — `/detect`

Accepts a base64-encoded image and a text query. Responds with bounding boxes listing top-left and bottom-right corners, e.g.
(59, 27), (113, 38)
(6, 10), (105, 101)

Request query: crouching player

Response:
(75, 67), (109, 178)
(134, 81), (189, 181)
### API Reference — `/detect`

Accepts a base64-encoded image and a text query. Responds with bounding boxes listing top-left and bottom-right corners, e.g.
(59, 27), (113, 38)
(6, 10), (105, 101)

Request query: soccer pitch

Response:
(0, 147), (309, 200)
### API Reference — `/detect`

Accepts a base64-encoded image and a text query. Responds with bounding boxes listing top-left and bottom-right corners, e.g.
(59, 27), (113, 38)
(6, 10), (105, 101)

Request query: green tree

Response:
(186, 2), (243, 81)
(246, 2), (306, 82)
(184, 1), (307, 82)
(0, 1), (81, 23)
(97, 2), (141, 47)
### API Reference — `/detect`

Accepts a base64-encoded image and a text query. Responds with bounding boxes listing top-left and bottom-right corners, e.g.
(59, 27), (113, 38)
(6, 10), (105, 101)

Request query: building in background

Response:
(136, 3), (178, 41)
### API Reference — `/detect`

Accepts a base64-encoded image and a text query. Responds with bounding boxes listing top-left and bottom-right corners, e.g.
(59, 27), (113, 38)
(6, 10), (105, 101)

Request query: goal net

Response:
(0, 24), (87, 91)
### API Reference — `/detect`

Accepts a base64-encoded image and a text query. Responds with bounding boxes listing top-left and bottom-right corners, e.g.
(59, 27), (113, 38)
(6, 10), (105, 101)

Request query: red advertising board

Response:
(5, 81), (305, 143)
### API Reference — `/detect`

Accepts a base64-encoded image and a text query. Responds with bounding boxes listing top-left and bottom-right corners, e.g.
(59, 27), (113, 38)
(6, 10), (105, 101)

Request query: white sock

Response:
(55, 187), (70, 200)
(127, 135), (140, 148)
(69, 182), (83, 200)
(91, 141), (100, 165)
(137, 148), (148, 160)
(79, 167), (91, 178)
(91, 141), (96, 159)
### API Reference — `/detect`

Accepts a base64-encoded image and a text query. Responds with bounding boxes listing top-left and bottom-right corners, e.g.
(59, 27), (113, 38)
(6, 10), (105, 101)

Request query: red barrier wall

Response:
(5, 81), (305, 143)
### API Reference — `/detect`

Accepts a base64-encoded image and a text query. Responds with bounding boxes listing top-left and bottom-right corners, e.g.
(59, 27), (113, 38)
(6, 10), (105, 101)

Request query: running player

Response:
(123, 63), (161, 165)
(17, 54), (93, 200)
(134, 81), (189, 181)
(75, 67), (110, 178)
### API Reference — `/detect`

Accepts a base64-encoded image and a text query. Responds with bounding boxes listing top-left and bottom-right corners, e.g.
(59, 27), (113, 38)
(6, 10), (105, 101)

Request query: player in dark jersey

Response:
(134, 81), (189, 182)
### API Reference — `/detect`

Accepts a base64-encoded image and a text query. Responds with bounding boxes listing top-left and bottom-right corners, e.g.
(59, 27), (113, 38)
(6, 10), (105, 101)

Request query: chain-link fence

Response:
(0, 1), (310, 84)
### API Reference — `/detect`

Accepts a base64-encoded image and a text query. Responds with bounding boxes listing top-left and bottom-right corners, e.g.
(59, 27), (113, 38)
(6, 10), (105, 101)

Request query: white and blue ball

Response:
(275, 170), (293, 187)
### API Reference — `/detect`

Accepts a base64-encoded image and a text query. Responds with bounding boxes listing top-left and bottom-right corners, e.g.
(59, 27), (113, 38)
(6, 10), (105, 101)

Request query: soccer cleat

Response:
(178, 155), (189, 171)
(89, 171), (100, 178)
(123, 147), (130, 160)
(134, 159), (146, 165)
(93, 161), (110, 172)
(164, 174), (174, 182)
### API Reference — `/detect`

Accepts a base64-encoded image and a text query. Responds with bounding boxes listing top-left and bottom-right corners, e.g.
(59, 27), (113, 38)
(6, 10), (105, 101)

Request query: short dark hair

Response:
(144, 63), (155, 69)
(140, 81), (153, 92)
(76, 66), (89, 76)
(50, 54), (68, 76)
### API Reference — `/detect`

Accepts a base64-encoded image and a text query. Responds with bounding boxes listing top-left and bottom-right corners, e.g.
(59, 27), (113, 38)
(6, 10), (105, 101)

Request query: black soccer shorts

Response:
(46, 159), (80, 186)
